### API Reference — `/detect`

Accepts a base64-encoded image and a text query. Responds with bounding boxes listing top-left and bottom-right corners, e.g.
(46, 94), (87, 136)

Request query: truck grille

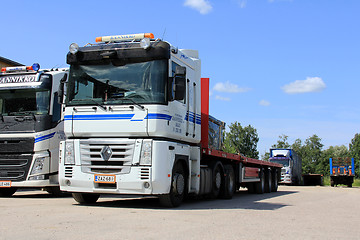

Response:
(79, 139), (135, 174)
(64, 166), (73, 178)
(140, 168), (150, 180)
(0, 138), (34, 153)
(0, 154), (33, 181)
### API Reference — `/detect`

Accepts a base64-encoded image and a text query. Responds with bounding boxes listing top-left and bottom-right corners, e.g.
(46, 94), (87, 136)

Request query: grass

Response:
(322, 176), (360, 187)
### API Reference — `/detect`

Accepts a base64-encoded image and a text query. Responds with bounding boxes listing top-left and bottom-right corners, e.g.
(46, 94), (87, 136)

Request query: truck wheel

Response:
(72, 193), (100, 204)
(255, 169), (265, 194)
(45, 186), (69, 197)
(208, 161), (223, 199)
(0, 188), (17, 197)
(247, 183), (255, 194)
(264, 169), (272, 193)
(220, 164), (235, 199)
(159, 163), (186, 207)
(330, 178), (335, 187)
(271, 170), (278, 192)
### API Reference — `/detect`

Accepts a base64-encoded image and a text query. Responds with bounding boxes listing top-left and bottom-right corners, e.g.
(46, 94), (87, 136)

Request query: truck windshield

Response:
(270, 158), (290, 167)
(67, 59), (167, 106)
(0, 88), (50, 116)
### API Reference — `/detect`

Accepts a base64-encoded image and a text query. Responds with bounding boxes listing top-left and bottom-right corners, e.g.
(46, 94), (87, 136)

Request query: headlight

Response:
(30, 157), (45, 175)
(140, 140), (152, 165)
(65, 141), (75, 165)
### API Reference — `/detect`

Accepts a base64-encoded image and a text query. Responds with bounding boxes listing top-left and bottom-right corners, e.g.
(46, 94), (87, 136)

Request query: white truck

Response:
(269, 148), (302, 185)
(59, 33), (282, 207)
(0, 64), (67, 196)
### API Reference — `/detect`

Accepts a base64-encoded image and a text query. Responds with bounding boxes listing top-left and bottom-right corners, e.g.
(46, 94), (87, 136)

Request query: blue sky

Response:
(1, 0), (359, 156)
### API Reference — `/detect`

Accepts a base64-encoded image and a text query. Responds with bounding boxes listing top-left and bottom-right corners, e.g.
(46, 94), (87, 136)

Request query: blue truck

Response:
(330, 157), (355, 187)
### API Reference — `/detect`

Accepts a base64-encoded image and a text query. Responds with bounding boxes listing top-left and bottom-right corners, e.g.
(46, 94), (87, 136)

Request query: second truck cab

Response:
(0, 64), (67, 196)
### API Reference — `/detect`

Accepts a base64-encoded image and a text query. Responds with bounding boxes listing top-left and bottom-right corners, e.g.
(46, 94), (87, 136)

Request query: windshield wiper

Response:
(89, 99), (107, 111)
(122, 98), (145, 110)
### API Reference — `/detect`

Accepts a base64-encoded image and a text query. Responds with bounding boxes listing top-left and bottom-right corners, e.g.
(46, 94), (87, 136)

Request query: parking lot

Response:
(0, 185), (359, 240)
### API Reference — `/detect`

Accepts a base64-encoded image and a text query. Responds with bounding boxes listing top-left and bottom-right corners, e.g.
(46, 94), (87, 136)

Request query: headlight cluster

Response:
(30, 157), (45, 175)
(65, 141), (75, 165)
(140, 140), (152, 165)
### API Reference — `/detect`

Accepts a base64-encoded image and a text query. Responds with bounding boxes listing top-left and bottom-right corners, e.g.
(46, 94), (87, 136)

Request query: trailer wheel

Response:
(264, 169), (272, 193)
(247, 183), (255, 194)
(330, 179), (335, 187)
(220, 165), (235, 199)
(255, 169), (265, 194)
(271, 170), (278, 192)
(0, 187), (17, 197)
(72, 193), (100, 204)
(159, 162), (186, 207)
(208, 161), (223, 199)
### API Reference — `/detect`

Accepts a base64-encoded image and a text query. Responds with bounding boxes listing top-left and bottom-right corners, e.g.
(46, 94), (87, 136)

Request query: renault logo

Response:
(100, 146), (112, 161)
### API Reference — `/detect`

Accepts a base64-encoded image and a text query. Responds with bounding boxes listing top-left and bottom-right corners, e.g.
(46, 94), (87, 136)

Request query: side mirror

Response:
(173, 66), (186, 101)
(57, 73), (67, 104)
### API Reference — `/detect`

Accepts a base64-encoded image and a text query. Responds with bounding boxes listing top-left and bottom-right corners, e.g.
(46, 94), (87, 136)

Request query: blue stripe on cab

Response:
(35, 132), (56, 143)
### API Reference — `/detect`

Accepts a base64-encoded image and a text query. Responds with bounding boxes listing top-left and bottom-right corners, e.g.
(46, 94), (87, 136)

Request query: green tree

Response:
(291, 138), (304, 159)
(302, 134), (324, 174)
(349, 133), (360, 177)
(223, 122), (259, 159)
(261, 152), (270, 161)
(271, 134), (291, 149)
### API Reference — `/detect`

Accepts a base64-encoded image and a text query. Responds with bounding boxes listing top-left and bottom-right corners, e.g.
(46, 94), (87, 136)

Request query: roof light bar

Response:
(95, 33), (154, 43)
(1, 63), (40, 73)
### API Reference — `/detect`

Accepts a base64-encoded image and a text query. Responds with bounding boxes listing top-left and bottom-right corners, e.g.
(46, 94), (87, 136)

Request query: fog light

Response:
(144, 182), (150, 189)
(28, 175), (45, 180)
(65, 180), (71, 186)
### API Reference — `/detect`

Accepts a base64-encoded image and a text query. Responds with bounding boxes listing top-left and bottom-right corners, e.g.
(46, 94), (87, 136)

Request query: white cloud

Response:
(282, 77), (326, 94)
(259, 100), (271, 106)
(215, 95), (231, 101)
(213, 81), (251, 93)
(184, 0), (213, 14)
(237, 0), (247, 8)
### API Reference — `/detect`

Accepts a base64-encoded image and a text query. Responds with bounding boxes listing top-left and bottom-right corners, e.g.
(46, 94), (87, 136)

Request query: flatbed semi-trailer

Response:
(58, 33), (282, 207)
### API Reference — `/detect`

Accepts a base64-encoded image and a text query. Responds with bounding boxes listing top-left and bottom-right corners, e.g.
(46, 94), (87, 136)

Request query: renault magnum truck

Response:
(0, 64), (67, 196)
(58, 33), (282, 207)
(269, 148), (302, 185)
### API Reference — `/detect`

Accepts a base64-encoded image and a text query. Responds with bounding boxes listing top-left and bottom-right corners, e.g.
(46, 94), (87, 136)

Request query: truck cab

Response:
(269, 149), (301, 185)
(59, 33), (202, 204)
(0, 64), (67, 196)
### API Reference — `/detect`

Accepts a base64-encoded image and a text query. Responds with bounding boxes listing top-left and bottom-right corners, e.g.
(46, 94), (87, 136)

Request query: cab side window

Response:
(172, 61), (186, 104)
(52, 92), (61, 124)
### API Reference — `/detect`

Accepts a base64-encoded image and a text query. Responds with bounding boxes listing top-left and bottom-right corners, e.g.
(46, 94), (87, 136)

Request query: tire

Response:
(330, 179), (335, 187)
(0, 188), (17, 197)
(264, 169), (272, 193)
(271, 170), (278, 192)
(159, 162), (187, 207)
(72, 193), (100, 204)
(247, 182), (256, 194)
(45, 186), (69, 197)
(220, 164), (235, 199)
(208, 161), (223, 199)
(255, 169), (265, 194)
